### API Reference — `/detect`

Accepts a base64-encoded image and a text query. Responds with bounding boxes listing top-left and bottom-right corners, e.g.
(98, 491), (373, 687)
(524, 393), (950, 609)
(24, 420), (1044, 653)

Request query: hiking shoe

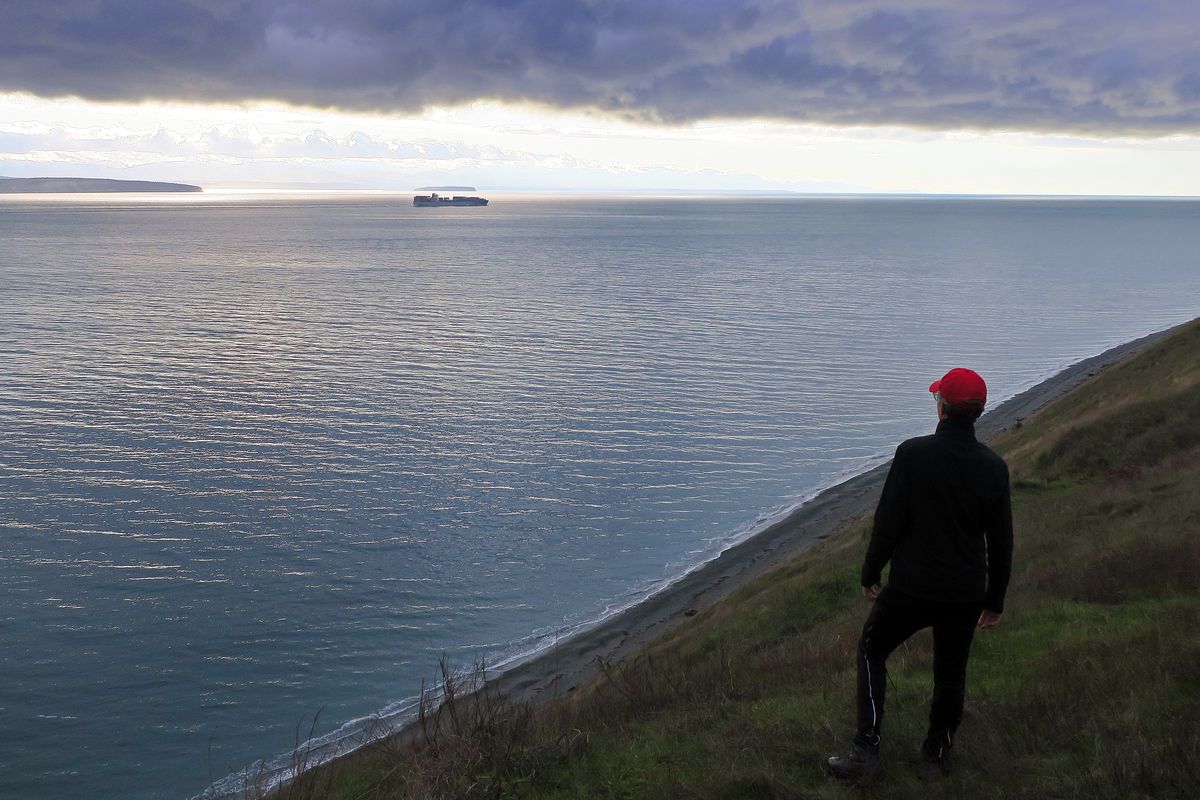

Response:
(824, 744), (879, 781)
(917, 751), (947, 781)
(918, 737), (950, 780)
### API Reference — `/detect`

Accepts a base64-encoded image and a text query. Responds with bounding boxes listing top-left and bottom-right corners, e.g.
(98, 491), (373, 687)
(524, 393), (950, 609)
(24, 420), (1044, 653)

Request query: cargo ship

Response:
(413, 192), (488, 207)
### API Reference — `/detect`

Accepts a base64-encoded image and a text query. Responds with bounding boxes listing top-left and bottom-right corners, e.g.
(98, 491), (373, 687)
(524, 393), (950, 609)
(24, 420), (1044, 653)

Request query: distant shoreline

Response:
(0, 177), (202, 193)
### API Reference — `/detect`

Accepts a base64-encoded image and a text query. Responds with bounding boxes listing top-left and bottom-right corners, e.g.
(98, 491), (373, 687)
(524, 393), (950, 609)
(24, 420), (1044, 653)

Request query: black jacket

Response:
(862, 416), (1013, 613)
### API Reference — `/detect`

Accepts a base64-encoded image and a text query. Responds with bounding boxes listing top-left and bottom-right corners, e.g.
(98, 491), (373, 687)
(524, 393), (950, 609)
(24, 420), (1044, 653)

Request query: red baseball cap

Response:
(929, 367), (987, 409)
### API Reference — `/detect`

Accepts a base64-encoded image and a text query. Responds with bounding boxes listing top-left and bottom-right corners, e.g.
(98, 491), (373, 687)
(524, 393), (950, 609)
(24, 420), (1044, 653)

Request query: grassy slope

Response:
(283, 319), (1200, 800)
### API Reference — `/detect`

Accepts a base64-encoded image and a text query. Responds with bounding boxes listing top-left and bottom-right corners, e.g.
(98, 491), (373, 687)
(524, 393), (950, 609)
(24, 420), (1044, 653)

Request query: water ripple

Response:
(1, 195), (1197, 800)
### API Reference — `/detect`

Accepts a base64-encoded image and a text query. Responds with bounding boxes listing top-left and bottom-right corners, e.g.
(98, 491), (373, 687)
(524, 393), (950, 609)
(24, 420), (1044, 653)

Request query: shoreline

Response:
(489, 320), (1191, 704)
(202, 317), (1192, 799)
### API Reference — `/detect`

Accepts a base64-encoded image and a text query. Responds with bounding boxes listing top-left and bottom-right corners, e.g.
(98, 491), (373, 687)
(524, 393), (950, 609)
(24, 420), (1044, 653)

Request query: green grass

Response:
(272, 318), (1200, 800)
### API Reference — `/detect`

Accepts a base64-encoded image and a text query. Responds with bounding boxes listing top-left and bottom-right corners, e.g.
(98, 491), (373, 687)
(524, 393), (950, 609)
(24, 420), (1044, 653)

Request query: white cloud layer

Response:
(4, 93), (1200, 195)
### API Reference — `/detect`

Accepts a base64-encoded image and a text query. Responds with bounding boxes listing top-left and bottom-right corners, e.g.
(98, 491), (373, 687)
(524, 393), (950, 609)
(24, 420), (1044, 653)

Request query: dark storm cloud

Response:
(3, 0), (1199, 133)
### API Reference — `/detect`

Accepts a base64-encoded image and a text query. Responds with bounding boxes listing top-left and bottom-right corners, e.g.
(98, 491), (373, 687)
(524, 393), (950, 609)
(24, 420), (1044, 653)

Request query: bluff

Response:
(269, 318), (1200, 800)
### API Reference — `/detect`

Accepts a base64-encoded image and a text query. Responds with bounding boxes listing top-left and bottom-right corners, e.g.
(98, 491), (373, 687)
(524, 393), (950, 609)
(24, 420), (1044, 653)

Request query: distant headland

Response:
(415, 185), (476, 192)
(0, 177), (203, 193)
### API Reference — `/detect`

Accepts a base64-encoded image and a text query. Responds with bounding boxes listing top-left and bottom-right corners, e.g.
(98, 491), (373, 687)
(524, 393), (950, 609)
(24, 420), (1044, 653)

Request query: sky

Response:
(3, 0), (1200, 194)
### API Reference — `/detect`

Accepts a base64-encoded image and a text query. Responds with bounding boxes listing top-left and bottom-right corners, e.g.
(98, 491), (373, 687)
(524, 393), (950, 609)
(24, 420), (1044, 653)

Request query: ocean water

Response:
(1, 194), (1197, 799)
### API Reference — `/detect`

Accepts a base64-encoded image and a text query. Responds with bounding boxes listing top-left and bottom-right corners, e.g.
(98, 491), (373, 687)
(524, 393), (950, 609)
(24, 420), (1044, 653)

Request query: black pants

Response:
(856, 587), (980, 753)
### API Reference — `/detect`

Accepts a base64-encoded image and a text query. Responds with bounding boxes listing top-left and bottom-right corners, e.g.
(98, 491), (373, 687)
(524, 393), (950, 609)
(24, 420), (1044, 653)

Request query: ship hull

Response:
(413, 194), (488, 207)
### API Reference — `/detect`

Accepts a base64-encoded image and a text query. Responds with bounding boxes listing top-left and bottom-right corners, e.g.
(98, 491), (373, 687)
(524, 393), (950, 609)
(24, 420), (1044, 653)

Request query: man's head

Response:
(929, 368), (987, 421)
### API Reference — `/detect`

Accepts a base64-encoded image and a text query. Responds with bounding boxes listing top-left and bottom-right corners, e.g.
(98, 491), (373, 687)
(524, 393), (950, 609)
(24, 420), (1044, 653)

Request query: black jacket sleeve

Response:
(862, 444), (909, 587)
(981, 465), (1013, 613)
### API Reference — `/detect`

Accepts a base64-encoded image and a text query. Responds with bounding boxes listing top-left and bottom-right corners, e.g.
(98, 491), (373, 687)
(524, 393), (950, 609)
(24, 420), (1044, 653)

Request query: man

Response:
(825, 367), (1013, 781)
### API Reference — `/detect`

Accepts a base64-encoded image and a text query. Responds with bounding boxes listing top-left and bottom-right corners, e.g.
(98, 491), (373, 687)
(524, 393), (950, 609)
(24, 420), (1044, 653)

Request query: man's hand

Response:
(862, 584), (882, 601)
(977, 610), (1002, 629)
